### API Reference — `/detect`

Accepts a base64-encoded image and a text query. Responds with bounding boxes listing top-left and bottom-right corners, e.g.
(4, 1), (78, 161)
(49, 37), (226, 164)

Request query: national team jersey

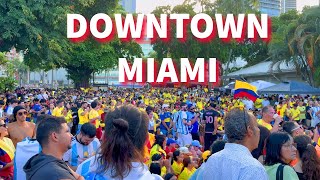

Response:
(63, 137), (100, 167)
(160, 112), (172, 130)
(202, 110), (219, 133)
(14, 138), (41, 180)
(76, 156), (163, 180)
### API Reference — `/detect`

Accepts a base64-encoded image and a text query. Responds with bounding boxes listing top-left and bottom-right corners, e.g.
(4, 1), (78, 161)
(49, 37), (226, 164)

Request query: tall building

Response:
(259, 0), (281, 16)
(281, 0), (297, 13)
(119, 0), (136, 13)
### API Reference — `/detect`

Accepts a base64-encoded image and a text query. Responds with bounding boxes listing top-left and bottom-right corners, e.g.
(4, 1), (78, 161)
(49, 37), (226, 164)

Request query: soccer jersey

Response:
(89, 109), (100, 128)
(14, 138), (41, 180)
(52, 107), (64, 117)
(290, 108), (300, 121)
(160, 112), (172, 130)
(76, 156), (163, 180)
(63, 137), (100, 167)
(78, 108), (89, 125)
(257, 119), (272, 131)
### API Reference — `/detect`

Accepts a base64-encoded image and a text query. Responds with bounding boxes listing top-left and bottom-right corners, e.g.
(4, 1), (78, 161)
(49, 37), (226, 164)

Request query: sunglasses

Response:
(0, 124), (7, 128)
(18, 111), (27, 116)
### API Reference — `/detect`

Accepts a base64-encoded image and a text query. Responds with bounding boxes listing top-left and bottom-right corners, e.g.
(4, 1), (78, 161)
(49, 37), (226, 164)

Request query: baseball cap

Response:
(202, 150), (211, 161)
(166, 138), (177, 146)
(162, 104), (169, 109)
(191, 140), (202, 148)
(179, 147), (190, 154)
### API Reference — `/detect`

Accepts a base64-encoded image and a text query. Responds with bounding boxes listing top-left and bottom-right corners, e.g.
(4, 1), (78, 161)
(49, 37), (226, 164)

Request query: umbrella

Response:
(224, 82), (235, 89)
(258, 81), (320, 94)
(250, 80), (275, 90)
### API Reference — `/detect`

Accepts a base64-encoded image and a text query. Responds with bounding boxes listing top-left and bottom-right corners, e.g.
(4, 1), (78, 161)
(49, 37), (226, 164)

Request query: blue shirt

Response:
(159, 112), (172, 130)
(187, 112), (199, 133)
(63, 137), (100, 167)
(202, 143), (268, 180)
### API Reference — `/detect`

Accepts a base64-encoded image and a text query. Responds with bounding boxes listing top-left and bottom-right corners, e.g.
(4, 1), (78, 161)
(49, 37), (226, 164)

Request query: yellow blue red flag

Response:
(234, 80), (259, 101)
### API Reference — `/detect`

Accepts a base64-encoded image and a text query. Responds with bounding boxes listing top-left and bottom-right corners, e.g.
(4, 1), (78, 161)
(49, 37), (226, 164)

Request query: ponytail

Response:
(97, 118), (142, 179)
(301, 144), (320, 180)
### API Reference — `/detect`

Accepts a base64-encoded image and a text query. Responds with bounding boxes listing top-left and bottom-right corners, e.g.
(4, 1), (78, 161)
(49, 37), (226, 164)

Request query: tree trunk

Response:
(74, 77), (90, 89)
(66, 66), (93, 89)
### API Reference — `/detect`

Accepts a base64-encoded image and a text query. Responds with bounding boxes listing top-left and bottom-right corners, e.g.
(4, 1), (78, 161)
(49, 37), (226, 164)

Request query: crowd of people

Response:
(0, 86), (319, 180)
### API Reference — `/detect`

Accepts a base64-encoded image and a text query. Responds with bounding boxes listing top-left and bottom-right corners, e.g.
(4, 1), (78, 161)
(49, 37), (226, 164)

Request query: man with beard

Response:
(23, 116), (83, 180)
(63, 123), (100, 170)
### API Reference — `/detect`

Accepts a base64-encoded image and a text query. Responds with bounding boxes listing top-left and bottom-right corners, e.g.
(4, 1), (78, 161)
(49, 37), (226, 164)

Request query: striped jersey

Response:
(63, 137), (100, 167)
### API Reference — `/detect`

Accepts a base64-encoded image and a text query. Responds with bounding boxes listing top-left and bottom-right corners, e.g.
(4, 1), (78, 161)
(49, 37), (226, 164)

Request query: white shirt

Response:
(176, 111), (189, 135)
(14, 138), (41, 180)
(0, 108), (3, 118)
(242, 99), (254, 110)
(6, 106), (14, 115)
(76, 156), (163, 180)
(202, 143), (268, 180)
(37, 93), (48, 100)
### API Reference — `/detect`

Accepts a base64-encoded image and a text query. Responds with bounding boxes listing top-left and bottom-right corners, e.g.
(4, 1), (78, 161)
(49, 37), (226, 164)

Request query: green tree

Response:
(0, 52), (17, 92)
(0, 0), (72, 67)
(150, 0), (268, 78)
(269, 7), (320, 86)
(64, 0), (143, 88)
(1, 0), (143, 88)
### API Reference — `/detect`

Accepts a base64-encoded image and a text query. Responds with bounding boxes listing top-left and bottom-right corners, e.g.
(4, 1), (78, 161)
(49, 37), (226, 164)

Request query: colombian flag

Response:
(234, 80), (259, 102)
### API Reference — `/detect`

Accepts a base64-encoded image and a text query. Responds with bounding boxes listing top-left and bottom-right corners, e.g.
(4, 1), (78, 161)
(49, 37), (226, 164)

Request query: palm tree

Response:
(269, 7), (320, 86)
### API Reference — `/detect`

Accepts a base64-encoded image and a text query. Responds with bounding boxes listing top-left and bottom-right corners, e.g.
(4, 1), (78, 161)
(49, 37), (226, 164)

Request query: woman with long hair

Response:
(150, 135), (167, 160)
(264, 132), (299, 180)
(76, 105), (162, 180)
(293, 135), (320, 180)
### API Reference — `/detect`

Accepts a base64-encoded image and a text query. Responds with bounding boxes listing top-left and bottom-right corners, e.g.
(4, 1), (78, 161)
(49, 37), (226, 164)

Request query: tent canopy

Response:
(258, 81), (320, 94)
(250, 80), (275, 90)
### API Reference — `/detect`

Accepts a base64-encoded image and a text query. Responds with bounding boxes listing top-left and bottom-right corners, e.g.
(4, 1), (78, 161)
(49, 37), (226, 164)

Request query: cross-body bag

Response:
(276, 164), (285, 180)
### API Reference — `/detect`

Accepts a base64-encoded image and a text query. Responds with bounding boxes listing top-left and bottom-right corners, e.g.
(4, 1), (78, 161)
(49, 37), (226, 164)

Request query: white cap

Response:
(162, 104), (169, 109)
(179, 147), (190, 154)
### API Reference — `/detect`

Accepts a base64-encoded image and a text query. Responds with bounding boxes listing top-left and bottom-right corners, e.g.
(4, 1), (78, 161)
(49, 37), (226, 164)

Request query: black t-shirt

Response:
(306, 106), (312, 120)
(202, 109), (219, 133)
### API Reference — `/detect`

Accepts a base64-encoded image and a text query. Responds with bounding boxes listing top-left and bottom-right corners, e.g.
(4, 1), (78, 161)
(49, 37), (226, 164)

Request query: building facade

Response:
(119, 0), (136, 13)
(259, 0), (281, 16)
(281, 0), (297, 13)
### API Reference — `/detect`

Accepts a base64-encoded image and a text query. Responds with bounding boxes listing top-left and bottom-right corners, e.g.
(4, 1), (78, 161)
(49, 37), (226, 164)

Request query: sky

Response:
(136, 0), (319, 13)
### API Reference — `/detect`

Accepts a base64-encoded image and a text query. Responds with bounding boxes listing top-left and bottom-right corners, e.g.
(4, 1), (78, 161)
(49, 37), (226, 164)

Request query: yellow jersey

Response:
(78, 108), (89, 125)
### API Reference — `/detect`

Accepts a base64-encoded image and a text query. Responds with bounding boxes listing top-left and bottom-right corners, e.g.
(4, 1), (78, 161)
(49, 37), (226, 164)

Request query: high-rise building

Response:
(259, 0), (281, 16)
(119, 0), (136, 13)
(281, 0), (297, 13)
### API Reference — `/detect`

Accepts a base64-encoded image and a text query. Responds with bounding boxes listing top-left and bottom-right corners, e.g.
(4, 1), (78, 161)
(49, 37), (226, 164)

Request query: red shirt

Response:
(165, 146), (176, 158)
